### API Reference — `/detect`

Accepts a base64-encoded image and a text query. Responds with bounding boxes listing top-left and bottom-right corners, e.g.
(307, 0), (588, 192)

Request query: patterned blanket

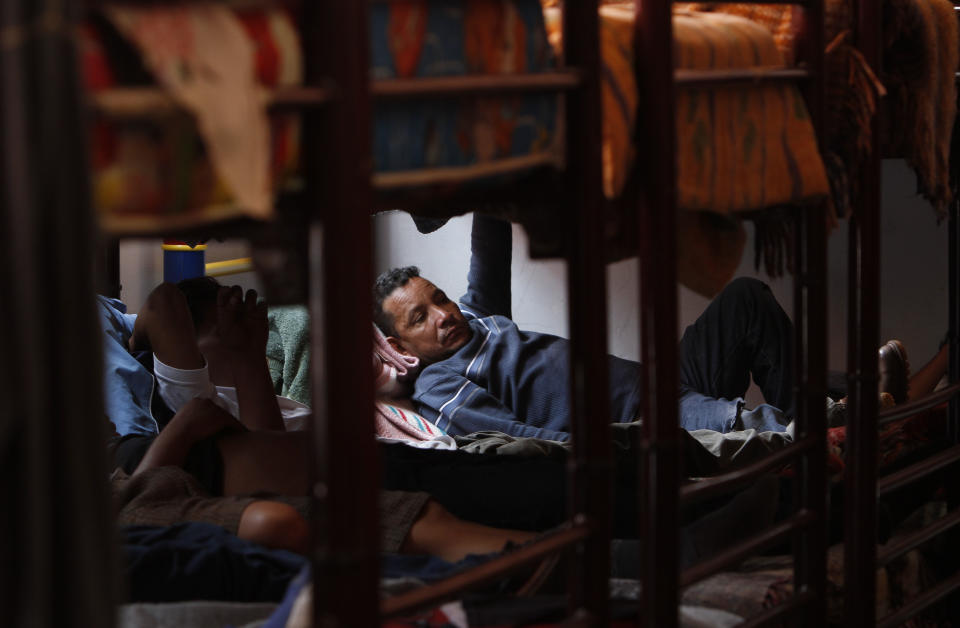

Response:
(543, 4), (830, 212)
(84, 1), (561, 234)
(687, 0), (960, 218)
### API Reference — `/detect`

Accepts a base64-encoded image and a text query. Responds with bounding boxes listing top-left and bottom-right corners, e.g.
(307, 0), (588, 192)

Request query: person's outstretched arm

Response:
(459, 213), (513, 319)
(133, 397), (244, 474)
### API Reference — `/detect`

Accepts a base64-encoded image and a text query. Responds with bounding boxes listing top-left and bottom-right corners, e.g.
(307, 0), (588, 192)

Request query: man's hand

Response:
(216, 285), (269, 358)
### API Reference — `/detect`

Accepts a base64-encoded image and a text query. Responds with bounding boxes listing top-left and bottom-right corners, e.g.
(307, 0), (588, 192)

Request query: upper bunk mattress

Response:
(544, 3), (829, 213)
(83, 1), (828, 233)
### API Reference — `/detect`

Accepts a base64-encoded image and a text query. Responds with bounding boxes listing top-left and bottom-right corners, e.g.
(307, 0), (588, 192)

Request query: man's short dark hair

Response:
(177, 276), (222, 330)
(373, 266), (420, 336)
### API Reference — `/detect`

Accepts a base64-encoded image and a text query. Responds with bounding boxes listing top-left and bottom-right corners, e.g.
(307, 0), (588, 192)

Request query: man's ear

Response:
(387, 336), (414, 357)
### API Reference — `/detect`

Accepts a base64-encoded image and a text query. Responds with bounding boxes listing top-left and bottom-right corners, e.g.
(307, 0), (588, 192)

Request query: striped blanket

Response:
(687, 0), (960, 218)
(544, 4), (830, 212)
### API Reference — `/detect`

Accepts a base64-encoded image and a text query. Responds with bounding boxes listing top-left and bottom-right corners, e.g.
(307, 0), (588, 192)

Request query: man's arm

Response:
(459, 213), (512, 319)
(133, 397), (245, 474)
(415, 375), (569, 441)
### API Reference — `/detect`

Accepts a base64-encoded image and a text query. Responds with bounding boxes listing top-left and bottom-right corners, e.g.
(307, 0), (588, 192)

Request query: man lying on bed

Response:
(373, 214), (911, 441)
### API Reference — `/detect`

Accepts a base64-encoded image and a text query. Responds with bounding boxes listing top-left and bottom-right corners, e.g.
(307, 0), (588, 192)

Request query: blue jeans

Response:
(677, 278), (793, 433)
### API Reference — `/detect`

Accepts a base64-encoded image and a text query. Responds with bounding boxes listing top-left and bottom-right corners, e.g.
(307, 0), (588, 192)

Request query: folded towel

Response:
(374, 400), (448, 443)
(266, 305), (312, 405)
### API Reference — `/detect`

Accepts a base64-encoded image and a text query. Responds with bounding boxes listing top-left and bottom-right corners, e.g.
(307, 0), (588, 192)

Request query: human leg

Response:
(237, 501), (310, 554)
(400, 499), (536, 563)
(678, 277), (794, 414)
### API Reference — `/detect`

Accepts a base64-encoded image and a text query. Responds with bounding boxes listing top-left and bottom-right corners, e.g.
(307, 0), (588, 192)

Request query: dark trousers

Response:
(678, 277), (796, 418)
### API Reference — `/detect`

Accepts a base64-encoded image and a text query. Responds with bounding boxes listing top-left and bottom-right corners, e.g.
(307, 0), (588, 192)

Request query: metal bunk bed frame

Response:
(635, 0), (828, 623)
(844, 3), (960, 626)
(78, 0), (850, 625)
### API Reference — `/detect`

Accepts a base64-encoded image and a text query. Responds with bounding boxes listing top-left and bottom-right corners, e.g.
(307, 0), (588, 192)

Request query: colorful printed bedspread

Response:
(84, 0), (830, 295)
(544, 3), (829, 212)
(83, 1), (560, 233)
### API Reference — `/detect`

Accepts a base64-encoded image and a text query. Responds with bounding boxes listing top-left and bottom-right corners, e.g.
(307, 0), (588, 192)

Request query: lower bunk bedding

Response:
(108, 406), (953, 627)
(104, 303), (956, 625)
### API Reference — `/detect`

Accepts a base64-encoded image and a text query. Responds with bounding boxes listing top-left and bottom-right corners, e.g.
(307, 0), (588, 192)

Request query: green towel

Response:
(266, 305), (312, 406)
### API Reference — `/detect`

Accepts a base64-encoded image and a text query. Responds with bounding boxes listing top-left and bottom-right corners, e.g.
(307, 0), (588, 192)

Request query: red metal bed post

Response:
(844, 0), (882, 622)
(793, 0), (829, 623)
(561, 0), (612, 622)
(306, 2), (380, 625)
(96, 239), (121, 298)
(634, 0), (681, 625)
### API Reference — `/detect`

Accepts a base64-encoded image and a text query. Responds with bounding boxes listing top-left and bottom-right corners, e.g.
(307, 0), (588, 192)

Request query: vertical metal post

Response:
(305, 2), (380, 626)
(562, 0), (610, 622)
(792, 202), (828, 625)
(96, 238), (121, 298)
(793, 1), (828, 624)
(844, 0), (882, 621)
(950, 200), (960, 444)
(634, 0), (680, 625)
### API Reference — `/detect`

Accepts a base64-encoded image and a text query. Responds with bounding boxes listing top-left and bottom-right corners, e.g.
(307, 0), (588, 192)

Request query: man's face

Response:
(383, 277), (472, 364)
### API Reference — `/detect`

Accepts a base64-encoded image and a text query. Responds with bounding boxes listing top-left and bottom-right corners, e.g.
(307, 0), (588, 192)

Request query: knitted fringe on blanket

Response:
(824, 31), (886, 218)
(882, 0), (959, 218)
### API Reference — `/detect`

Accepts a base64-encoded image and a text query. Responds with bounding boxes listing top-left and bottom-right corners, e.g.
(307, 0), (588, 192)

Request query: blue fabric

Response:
(264, 553), (501, 628)
(367, 1), (558, 179)
(382, 552), (493, 583)
(98, 296), (158, 436)
(262, 565), (310, 628)
(412, 214), (642, 439)
(122, 523), (306, 603)
(413, 316), (643, 440)
(677, 389), (740, 432)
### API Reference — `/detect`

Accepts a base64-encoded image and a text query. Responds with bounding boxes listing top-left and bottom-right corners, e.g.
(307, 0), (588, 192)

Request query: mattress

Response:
(544, 3), (829, 211)
(83, 1), (828, 236)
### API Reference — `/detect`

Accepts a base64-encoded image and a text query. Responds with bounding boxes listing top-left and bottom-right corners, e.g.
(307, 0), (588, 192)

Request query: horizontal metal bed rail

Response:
(372, 71), (583, 99)
(675, 66), (810, 87)
(877, 506), (960, 567)
(88, 86), (331, 118)
(381, 522), (590, 619)
(736, 590), (817, 628)
(205, 257), (253, 277)
(877, 441), (960, 496)
(877, 569), (960, 628)
(878, 382), (960, 425)
(680, 434), (818, 505)
(680, 509), (817, 587)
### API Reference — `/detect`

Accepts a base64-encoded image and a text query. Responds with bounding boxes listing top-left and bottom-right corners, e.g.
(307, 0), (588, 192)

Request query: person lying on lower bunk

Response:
(373, 214), (911, 441)
(109, 394), (780, 579)
(127, 278), (309, 432)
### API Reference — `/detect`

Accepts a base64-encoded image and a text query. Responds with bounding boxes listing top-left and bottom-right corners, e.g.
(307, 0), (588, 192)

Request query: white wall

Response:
(118, 239), (261, 312)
